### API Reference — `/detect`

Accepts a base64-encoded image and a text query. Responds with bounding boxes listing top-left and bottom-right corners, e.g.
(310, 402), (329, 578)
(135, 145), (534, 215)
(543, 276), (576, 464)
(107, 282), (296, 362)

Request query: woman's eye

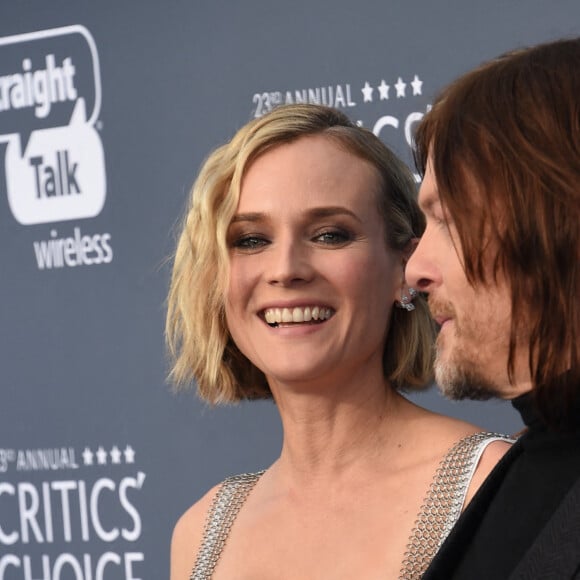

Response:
(314, 229), (351, 245)
(232, 235), (268, 251)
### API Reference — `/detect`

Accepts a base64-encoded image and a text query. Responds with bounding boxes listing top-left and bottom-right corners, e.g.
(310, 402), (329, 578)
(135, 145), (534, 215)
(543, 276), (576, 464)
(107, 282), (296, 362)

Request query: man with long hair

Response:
(407, 38), (580, 579)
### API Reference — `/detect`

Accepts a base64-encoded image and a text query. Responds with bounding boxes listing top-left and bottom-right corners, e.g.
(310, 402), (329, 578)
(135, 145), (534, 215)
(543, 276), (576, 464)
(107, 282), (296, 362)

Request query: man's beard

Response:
(434, 344), (501, 400)
(429, 297), (503, 401)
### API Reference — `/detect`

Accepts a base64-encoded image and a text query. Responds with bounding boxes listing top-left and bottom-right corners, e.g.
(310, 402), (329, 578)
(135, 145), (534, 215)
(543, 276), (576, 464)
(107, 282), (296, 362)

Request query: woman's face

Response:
(225, 134), (403, 388)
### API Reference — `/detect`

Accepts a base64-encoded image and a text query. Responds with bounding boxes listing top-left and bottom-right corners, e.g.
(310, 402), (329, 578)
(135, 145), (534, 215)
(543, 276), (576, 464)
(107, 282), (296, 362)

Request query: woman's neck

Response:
(268, 371), (422, 486)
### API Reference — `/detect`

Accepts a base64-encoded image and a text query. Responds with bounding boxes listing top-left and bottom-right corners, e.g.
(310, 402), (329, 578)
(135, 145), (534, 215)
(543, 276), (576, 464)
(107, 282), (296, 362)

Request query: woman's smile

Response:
(262, 305), (335, 326)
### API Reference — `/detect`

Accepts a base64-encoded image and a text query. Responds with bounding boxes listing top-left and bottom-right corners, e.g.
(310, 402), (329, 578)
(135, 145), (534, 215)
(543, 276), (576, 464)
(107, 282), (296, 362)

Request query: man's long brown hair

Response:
(414, 38), (580, 427)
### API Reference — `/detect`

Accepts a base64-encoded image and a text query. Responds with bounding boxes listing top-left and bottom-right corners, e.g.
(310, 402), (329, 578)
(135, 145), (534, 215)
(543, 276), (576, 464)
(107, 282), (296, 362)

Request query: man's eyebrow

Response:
(419, 193), (440, 214)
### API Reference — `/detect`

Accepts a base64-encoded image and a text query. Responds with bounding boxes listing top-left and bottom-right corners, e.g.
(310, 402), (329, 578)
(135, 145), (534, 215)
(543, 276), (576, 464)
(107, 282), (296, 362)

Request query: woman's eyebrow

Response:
(305, 206), (362, 222)
(231, 206), (361, 224)
(230, 212), (268, 224)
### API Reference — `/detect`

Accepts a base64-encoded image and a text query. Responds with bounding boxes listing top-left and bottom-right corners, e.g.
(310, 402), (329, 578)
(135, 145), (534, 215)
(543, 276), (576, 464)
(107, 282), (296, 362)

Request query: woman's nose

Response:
(266, 239), (314, 287)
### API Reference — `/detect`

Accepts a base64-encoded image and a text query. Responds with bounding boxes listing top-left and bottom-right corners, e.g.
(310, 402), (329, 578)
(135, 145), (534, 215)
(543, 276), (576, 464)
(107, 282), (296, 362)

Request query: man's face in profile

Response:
(406, 159), (527, 401)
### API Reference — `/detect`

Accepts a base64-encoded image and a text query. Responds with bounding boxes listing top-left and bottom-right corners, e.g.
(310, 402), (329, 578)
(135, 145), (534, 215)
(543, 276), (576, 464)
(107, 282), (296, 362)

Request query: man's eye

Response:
(433, 213), (454, 230)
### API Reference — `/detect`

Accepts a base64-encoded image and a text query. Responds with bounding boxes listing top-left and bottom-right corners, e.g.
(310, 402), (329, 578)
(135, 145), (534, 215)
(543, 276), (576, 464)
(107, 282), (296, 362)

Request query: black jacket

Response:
(423, 393), (580, 580)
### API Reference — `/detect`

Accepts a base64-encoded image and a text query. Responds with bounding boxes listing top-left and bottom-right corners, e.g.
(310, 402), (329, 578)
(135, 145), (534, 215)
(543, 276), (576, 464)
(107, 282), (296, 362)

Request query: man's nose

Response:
(405, 233), (438, 293)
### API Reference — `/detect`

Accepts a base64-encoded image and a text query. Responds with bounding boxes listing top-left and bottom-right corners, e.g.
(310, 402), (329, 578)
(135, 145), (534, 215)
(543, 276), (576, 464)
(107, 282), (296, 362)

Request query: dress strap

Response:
(190, 471), (265, 580)
(399, 432), (512, 579)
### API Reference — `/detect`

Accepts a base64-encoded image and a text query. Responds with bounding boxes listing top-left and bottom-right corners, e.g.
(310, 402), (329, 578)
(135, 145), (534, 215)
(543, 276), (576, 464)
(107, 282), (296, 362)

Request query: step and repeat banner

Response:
(1, 1), (579, 577)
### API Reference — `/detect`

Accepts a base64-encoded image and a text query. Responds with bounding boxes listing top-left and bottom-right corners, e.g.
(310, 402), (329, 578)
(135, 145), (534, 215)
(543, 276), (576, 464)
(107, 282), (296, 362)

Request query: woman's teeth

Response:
(264, 306), (333, 325)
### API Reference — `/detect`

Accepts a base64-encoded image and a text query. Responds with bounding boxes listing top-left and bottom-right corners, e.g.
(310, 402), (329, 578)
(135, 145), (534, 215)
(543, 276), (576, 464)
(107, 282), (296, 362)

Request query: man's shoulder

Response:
(508, 473), (580, 579)
(422, 439), (523, 579)
(424, 434), (580, 579)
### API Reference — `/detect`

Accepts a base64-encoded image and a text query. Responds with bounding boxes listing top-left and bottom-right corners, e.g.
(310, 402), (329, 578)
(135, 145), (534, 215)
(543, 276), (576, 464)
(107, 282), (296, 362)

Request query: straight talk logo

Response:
(33, 227), (113, 269)
(0, 25), (114, 271)
(0, 54), (77, 119)
(1, 26), (107, 225)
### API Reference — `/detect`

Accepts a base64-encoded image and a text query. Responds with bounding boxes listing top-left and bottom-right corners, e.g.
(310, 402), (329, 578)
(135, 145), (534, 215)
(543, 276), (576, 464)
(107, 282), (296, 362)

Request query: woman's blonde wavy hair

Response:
(166, 104), (434, 403)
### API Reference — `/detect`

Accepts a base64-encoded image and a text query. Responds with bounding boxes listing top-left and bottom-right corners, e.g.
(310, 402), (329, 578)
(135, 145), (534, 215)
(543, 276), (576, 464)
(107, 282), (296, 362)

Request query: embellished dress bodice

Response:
(190, 432), (511, 580)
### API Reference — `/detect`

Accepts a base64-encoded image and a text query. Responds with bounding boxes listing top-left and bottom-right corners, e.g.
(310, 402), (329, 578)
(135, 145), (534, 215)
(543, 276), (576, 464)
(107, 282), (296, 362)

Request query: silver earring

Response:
(396, 287), (417, 312)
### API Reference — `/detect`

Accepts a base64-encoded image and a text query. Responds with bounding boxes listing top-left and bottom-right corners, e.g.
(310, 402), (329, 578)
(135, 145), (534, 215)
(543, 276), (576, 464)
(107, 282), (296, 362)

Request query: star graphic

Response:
(378, 80), (390, 100)
(395, 77), (407, 98)
(361, 81), (374, 103)
(411, 75), (423, 96)
(110, 446), (122, 464)
(96, 446), (108, 465)
(124, 445), (136, 464)
(82, 447), (93, 466)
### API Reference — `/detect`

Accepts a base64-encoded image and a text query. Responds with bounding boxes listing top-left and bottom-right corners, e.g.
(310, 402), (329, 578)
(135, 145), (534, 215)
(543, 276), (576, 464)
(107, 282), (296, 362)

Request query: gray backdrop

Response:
(1, 1), (579, 577)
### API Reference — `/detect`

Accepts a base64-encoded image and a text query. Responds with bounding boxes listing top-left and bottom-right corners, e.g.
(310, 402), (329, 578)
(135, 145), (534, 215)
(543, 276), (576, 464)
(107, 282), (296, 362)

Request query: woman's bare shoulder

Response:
(431, 411), (512, 470)
(417, 409), (513, 507)
(170, 483), (221, 580)
(464, 438), (512, 505)
(410, 406), (499, 449)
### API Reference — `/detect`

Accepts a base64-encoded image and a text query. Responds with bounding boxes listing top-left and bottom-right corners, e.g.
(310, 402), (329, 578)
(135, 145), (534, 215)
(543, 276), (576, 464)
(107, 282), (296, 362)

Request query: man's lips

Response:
(428, 298), (455, 328)
(431, 313), (453, 327)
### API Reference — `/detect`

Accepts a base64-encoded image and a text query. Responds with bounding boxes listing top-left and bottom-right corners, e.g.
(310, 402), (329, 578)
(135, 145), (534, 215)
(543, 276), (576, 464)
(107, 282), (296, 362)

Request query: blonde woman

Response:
(167, 104), (511, 579)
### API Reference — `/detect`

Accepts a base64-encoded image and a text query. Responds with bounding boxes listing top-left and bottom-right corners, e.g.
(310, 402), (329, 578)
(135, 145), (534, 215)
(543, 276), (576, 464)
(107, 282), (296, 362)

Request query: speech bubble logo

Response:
(0, 25), (101, 153)
(6, 98), (106, 224)
(0, 25), (106, 225)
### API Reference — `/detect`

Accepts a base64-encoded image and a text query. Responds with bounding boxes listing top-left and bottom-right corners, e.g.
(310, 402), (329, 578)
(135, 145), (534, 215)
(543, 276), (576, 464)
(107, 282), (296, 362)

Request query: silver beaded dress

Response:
(190, 432), (511, 580)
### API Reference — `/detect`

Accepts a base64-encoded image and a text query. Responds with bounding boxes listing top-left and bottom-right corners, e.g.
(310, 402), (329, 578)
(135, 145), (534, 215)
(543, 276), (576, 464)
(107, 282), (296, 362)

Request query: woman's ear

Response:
(394, 238), (420, 310)
(403, 237), (420, 263)
(397, 237), (419, 285)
